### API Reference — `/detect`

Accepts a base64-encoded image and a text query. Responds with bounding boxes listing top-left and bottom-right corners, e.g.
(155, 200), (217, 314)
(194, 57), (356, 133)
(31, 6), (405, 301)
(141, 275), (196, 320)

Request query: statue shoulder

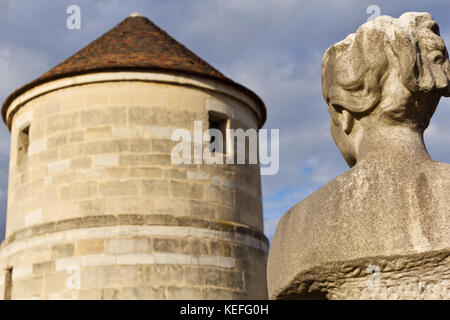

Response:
(277, 170), (352, 224)
(432, 160), (450, 178)
(271, 170), (348, 248)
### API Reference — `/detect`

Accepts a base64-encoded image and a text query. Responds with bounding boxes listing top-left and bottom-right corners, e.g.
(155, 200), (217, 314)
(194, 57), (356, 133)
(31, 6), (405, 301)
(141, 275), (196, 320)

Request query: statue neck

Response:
(355, 125), (433, 168)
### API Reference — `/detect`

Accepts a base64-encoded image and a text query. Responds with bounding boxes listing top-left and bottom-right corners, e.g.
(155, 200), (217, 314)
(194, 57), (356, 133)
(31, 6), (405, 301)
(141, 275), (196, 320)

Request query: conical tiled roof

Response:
(3, 14), (266, 125)
(37, 14), (228, 83)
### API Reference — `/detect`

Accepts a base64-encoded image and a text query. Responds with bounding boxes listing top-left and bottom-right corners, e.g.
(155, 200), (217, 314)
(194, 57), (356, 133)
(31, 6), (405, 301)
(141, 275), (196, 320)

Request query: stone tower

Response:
(0, 14), (268, 300)
(268, 12), (450, 300)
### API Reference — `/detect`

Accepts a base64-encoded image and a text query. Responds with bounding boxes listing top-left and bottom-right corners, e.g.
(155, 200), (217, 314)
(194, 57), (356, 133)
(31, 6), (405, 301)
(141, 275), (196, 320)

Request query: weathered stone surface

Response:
(52, 244), (75, 259)
(275, 250), (450, 300)
(166, 286), (202, 300)
(76, 239), (105, 255)
(268, 12), (450, 300)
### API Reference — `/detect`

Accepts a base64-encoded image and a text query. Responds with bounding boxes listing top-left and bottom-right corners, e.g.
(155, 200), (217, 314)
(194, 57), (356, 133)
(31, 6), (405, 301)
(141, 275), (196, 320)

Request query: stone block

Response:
(81, 107), (126, 127)
(205, 269), (221, 286)
(203, 288), (233, 300)
(99, 180), (139, 197)
(59, 143), (85, 158)
(28, 139), (47, 156)
(209, 241), (233, 257)
(105, 198), (151, 215)
(43, 271), (67, 293)
(38, 149), (59, 162)
(80, 268), (100, 290)
(184, 266), (205, 286)
(25, 209), (43, 227)
(152, 238), (180, 253)
(129, 107), (169, 126)
(117, 214), (146, 225)
(117, 286), (165, 300)
(244, 271), (268, 299)
(215, 205), (238, 221)
(101, 288), (119, 300)
(93, 155), (119, 167)
(130, 139), (150, 153)
(109, 84), (136, 106)
(85, 126), (112, 141)
(190, 200), (215, 218)
(52, 243), (75, 259)
(85, 87), (109, 107)
(67, 130), (84, 143)
(141, 265), (183, 286)
(205, 185), (234, 206)
(85, 140), (129, 155)
(180, 239), (209, 256)
(33, 261), (55, 276)
(83, 215), (117, 228)
(151, 139), (175, 153)
(12, 277), (43, 300)
(60, 182), (97, 200)
(108, 238), (152, 254)
(134, 83), (164, 106)
(141, 180), (169, 197)
(113, 127), (139, 139)
(13, 109), (33, 131)
(119, 154), (171, 166)
(166, 286), (202, 300)
(47, 172), (77, 186)
(58, 86), (85, 111)
(78, 289), (102, 300)
(48, 159), (70, 174)
(139, 287), (166, 300)
(48, 133), (68, 148)
(129, 167), (162, 179)
(76, 239), (105, 255)
(187, 171), (210, 181)
(98, 265), (137, 287)
(70, 157), (92, 170)
(34, 97), (61, 118)
(12, 265), (33, 280)
(221, 270), (244, 290)
(170, 181), (203, 199)
(183, 87), (205, 110)
(152, 198), (190, 214)
(102, 167), (128, 179)
(165, 168), (187, 180)
(47, 112), (79, 134)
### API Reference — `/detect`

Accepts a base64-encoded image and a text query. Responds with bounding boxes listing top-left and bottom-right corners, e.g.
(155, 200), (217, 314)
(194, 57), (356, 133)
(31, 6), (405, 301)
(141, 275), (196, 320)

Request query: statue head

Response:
(322, 12), (450, 167)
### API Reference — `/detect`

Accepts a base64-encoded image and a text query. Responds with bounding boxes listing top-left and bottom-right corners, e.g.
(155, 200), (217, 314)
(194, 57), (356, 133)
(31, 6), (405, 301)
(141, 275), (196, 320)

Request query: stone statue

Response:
(268, 12), (450, 300)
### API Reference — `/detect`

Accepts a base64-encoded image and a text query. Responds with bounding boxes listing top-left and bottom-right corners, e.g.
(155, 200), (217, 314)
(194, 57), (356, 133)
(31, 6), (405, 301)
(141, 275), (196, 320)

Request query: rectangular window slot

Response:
(208, 112), (228, 154)
(4, 267), (12, 300)
(17, 125), (30, 165)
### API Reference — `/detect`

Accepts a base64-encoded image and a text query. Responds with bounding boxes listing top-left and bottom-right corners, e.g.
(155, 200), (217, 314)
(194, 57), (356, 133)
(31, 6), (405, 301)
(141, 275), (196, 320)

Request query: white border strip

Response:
(0, 224), (269, 259)
(54, 253), (235, 271)
(5, 72), (264, 128)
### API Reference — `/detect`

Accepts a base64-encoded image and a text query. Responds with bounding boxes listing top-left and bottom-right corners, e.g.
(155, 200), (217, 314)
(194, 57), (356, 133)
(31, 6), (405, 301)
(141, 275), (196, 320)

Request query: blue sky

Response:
(0, 0), (449, 241)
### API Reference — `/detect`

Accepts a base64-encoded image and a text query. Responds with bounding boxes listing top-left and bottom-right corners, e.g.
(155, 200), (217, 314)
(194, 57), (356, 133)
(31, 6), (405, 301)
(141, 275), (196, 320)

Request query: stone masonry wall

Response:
(0, 78), (268, 299)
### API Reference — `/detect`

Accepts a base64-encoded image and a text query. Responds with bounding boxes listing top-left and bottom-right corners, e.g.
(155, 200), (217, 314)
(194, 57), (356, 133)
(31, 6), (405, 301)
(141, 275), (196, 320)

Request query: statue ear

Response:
(342, 109), (354, 134)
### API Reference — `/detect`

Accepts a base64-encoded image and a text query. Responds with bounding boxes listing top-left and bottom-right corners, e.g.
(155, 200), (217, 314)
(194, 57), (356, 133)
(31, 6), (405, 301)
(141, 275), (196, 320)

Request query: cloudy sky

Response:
(0, 0), (449, 241)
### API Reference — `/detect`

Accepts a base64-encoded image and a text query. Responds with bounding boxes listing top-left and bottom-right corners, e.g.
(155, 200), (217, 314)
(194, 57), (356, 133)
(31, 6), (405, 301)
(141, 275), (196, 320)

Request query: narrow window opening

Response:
(17, 125), (30, 165)
(4, 267), (13, 300)
(208, 112), (228, 154)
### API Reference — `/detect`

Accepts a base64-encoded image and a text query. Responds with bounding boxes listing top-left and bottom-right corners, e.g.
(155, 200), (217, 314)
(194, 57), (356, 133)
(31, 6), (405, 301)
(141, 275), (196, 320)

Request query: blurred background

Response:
(0, 0), (449, 241)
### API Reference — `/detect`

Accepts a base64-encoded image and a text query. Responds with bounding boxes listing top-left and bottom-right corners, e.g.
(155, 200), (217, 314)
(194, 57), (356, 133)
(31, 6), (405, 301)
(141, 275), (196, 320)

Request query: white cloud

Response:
(0, 43), (50, 102)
